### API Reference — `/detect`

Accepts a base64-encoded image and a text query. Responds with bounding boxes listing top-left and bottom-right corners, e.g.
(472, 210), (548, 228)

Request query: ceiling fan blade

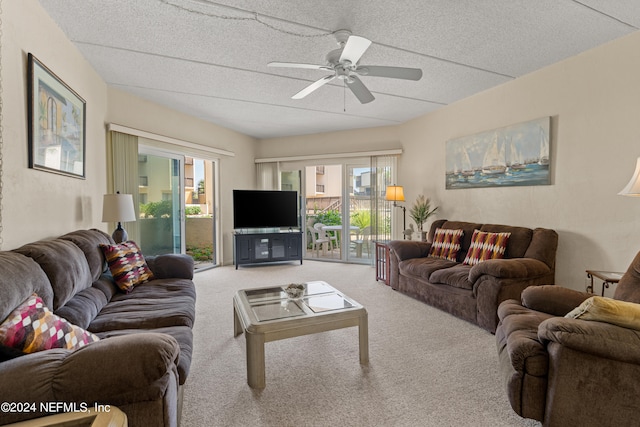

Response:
(346, 76), (375, 104)
(268, 62), (333, 71)
(356, 65), (423, 81)
(292, 75), (336, 99)
(339, 36), (372, 64)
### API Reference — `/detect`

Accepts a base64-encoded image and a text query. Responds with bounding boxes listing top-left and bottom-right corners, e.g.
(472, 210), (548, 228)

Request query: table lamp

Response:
(619, 157), (640, 196)
(102, 192), (136, 243)
(385, 185), (407, 239)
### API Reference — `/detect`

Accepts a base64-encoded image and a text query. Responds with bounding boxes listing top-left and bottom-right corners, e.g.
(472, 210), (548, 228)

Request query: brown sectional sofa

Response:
(0, 229), (195, 427)
(388, 219), (558, 333)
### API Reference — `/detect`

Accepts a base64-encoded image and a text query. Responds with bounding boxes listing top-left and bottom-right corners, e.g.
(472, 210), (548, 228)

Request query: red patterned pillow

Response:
(100, 241), (154, 293)
(0, 294), (100, 353)
(428, 228), (464, 261)
(463, 230), (511, 266)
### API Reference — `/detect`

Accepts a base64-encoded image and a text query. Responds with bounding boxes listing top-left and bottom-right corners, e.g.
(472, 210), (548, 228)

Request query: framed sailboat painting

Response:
(445, 117), (551, 189)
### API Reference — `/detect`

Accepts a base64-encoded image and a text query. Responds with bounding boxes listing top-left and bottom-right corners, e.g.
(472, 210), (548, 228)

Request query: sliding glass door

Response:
(138, 149), (183, 255)
(275, 156), (394, 265)
(185, 157), (217, 269)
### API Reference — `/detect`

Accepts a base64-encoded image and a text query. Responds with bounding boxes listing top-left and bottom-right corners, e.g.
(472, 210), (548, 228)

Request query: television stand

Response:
(234, 231), (303, 269)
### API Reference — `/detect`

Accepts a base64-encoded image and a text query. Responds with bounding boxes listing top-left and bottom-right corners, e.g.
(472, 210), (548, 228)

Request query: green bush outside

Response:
(141, 202), (206, 218)
(185, 205), (202, 216)
(187, 245), (213, 261)
(312, 209), (341, 225)
(140, 200), (173, 218)
(350, 210), (371, 229)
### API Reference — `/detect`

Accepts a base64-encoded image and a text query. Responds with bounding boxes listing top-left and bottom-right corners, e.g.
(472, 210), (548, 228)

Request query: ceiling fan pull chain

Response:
(343, 80), (346, 112)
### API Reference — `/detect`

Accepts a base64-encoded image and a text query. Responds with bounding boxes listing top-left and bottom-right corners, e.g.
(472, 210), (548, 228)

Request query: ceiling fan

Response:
(268, 30), (422, 104)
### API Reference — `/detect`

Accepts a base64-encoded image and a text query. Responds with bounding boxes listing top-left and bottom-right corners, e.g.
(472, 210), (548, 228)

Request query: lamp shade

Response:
(385, 185), (405, 202)
(619, 157), (640, 197)
(102, 193), (136, 222)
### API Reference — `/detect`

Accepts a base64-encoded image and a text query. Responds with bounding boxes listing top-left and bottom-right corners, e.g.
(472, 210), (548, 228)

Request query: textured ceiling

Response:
(38, 0), (640, 139)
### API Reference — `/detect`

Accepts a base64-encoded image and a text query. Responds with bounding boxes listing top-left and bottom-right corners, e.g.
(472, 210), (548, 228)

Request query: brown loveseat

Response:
(496, 250), (640, 426)
(0, 229), (195, 427)
(388, 219), (558, 333)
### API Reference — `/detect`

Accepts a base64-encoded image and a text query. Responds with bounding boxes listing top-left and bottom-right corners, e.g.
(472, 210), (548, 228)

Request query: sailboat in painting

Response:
(460, 147), (475, 177)
(482, 133), (507, 175)
(509, 140), (526, 170)
(538, 126), (549, 168)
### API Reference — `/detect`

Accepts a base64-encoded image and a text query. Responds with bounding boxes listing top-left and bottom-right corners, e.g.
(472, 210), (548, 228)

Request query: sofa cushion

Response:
(463, 230), (511, 266)
(14, 239), (93, 310)
(100, 241), (154, 293)
(521, 285), (591, 317)
(60, 229), (113, 282)
(565, 296), (640, 330)
(0, 294), (100, 353)
(0, 252), (54, 321)
(399, 257), (457, 281)
(428, 228), (464, 261)
(614, 250), (640, 303)
(146, 254), (195, 280)
(54, 285), (111, 330)
(523, 228), (558, 269)
(88, 278), (196, 333)
(429, 264), (473, 290)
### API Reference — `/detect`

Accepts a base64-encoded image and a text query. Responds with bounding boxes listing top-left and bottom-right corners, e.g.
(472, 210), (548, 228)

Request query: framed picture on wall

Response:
(27, 53), (86, 179)
(445, 116), (551, 190)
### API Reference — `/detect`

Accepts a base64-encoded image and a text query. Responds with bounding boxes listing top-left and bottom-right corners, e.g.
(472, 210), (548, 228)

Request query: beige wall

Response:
(2, 0), (109, 249)
(107, 89), (257, 264)
(1, 1), (257, 266)
(259, 31), (640, 292)
(256, 125), (402, 159)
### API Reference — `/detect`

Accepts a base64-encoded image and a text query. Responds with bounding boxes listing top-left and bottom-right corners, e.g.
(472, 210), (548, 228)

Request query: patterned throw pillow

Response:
(0, 294), (99, 353)
(100, 241), (154, 293)
(428, 228), (464, 261)
(463, 230), (511, 266)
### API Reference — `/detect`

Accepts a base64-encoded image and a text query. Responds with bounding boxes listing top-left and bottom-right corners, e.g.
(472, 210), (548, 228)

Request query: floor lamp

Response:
(385, 185), (407, 239)
(102, 192), (136, 243)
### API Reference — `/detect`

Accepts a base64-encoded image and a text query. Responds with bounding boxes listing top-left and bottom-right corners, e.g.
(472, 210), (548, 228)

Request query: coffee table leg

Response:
(245, 332), (266, 388)
(233, 304), (243, 337)
(359, 311), (369, 364)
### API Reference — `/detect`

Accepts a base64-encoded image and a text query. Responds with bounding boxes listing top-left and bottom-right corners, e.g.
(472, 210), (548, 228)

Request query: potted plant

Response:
(409, 195), (438, 241)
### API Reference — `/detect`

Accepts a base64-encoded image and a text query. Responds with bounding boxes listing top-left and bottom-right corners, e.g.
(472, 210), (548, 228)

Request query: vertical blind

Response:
(256, 162), (279, 190)
(370, 155), (395, 243)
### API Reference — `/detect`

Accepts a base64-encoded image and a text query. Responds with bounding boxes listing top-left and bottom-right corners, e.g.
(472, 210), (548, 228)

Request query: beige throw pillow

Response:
(565, 296), (640, 330)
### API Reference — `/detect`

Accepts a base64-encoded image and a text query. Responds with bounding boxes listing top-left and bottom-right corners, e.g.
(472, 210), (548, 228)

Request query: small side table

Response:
(585, 270), (624, 296)
(375, 240), (391, 285)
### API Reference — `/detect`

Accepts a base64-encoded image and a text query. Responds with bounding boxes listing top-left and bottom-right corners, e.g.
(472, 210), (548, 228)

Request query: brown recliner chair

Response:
(496, 250), (640, 427)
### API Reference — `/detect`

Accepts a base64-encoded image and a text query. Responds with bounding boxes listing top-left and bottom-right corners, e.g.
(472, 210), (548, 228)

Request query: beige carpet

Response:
(181, 261), (541, 427)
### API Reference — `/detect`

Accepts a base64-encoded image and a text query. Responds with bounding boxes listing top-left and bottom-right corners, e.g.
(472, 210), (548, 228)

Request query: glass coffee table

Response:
(233, 281), (369, 388)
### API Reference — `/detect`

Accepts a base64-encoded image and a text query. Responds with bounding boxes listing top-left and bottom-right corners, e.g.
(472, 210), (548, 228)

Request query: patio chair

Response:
(308, 226), (331, 257)
(314, 223), (338, 253)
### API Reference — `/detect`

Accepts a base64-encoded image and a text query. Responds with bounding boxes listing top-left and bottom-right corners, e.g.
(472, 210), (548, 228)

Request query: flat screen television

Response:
(233, 189), (299, 229)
